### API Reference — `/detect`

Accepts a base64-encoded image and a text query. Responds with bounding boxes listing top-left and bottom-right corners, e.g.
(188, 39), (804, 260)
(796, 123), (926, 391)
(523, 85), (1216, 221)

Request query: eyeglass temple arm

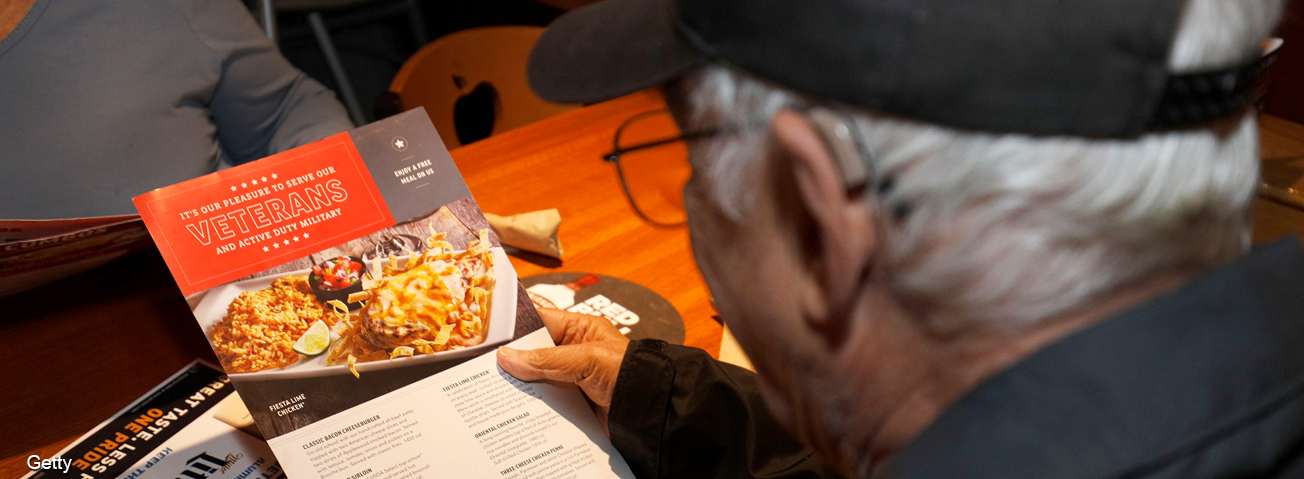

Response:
(603, 126), (732, 161)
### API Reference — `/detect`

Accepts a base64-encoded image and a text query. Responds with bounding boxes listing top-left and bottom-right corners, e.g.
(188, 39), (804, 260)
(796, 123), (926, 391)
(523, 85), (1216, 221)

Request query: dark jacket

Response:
(607, 239), (1304, 479)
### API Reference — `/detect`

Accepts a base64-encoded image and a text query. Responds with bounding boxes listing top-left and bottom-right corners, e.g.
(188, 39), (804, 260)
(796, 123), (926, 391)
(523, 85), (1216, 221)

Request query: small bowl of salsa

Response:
(309, 256), (367, 308)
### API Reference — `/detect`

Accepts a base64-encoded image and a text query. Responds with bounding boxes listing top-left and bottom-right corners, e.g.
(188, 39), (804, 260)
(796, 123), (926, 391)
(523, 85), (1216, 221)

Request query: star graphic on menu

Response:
(273, 243), (280, 249)
(262, 176), (268, 182)
(251, 179), (258, 185)
(230, 186), (237, 191)
(241, 182), (248, 188)
(395, 139), (406, 149)
(303, 233), (309, 238)
(293, 236), (300, 242)
(263, 246), (269, 252)
(271, 174), (278, 179)
(284, 240), (290, 245)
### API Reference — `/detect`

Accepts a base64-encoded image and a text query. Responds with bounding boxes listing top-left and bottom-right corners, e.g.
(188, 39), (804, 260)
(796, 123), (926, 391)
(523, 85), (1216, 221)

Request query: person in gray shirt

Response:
(0, 0), (354, 219)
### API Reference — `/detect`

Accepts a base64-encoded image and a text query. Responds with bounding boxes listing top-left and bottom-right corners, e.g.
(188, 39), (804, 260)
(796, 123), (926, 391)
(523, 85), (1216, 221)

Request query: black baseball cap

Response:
(527, 0), (1265, 137)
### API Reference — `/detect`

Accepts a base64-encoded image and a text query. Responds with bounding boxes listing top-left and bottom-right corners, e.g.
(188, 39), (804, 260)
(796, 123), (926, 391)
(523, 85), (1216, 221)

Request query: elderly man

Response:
(498, 0), (1302, 477)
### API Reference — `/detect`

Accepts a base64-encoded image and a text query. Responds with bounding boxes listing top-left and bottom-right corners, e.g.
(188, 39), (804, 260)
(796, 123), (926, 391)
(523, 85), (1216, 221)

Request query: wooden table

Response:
(3, 91), (1303, 477)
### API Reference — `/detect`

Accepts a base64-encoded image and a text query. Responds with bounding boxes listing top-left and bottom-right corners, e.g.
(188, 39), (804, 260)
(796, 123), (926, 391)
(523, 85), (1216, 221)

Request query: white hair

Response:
(677, 0), (1284, 332)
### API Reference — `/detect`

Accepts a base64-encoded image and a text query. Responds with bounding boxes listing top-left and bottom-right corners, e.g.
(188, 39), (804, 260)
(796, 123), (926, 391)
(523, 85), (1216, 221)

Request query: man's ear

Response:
(770, 109), (876, 344)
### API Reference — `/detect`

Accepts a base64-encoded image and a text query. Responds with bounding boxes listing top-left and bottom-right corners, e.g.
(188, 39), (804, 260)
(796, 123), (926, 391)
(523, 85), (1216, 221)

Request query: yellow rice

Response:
(209, 276), (328, 373)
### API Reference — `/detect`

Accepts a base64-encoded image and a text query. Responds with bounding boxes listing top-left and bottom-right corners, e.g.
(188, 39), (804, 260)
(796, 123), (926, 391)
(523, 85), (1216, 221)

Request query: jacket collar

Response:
(883, 238), (1304, 478)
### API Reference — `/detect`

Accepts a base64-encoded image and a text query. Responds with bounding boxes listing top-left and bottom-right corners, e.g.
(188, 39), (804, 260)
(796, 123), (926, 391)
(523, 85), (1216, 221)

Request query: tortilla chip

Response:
(325, 299), (349, 316)
(434, 324), (453, 346)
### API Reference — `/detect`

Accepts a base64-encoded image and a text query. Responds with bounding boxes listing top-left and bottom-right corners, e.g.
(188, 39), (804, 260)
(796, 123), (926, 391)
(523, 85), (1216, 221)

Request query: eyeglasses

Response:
(603, 107), (882, 226)
(603, 110), (722, 227)
(604, 110), (768, 226)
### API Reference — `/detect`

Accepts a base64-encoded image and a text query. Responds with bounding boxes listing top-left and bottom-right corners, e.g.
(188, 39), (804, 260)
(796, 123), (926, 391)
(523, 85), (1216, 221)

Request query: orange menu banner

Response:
(135, 133), (395, 295)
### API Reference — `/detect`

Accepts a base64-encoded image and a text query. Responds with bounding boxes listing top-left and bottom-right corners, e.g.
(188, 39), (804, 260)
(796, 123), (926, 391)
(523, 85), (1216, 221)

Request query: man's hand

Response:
(497, 308), (631, 431)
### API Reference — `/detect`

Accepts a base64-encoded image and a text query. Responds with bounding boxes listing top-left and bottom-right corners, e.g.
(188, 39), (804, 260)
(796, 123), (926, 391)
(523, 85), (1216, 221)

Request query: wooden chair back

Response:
(389, 26), (579, 149)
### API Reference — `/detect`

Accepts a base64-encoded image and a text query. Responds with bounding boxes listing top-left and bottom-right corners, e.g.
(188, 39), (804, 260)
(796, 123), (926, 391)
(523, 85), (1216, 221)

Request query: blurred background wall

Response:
(1265, 1), (1304, 124)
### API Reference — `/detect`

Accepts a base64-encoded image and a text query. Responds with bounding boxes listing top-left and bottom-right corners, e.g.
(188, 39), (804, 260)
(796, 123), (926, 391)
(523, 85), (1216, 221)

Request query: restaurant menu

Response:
(23, 361), (280, 479)
(133, 109), (634, 479)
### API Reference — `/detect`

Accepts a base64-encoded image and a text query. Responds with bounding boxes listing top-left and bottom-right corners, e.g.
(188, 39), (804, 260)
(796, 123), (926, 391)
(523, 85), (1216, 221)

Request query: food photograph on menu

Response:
(197, 215), (512, 379)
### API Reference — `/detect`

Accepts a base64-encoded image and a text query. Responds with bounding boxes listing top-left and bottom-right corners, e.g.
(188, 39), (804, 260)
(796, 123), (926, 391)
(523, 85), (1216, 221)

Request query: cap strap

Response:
(1150, 58), (1264, 130)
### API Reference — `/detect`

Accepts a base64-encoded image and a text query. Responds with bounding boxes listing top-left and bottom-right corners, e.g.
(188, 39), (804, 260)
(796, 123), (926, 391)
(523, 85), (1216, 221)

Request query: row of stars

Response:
(262, 233), (310, 252)
(230, 173), (280, 192)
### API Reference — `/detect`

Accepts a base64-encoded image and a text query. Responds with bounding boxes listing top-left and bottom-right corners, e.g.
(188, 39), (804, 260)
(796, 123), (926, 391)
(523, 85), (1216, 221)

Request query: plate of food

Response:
(192, 232), (517, 380)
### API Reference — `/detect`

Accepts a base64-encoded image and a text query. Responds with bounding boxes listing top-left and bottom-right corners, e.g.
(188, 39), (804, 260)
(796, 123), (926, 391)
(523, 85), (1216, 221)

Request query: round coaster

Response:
(521, 273), (685, 344)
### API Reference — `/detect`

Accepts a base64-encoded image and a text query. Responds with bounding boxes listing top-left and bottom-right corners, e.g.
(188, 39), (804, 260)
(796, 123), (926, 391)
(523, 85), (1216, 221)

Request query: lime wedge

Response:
(293, 320), (330, 356)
